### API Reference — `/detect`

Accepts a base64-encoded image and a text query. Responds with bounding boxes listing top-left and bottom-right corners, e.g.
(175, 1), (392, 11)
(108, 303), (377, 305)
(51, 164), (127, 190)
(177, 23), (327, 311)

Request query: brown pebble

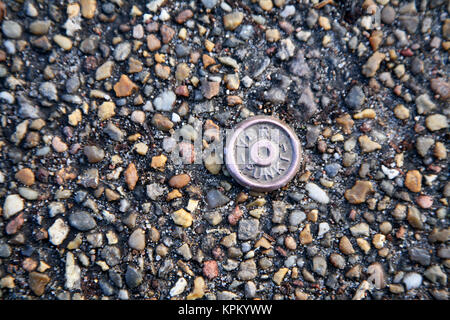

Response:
(124, 163), (138, 190)
(339, 236), (355, 255)
(201, 79), (220, 99)
(147, 34), (161, 51)
(228, 206), (243, 226)
(113, 74), (138, 97)
(152, 113), (174, 131)
(150, 154), (168, 172)
(52, 136), (68, 153)
(168, 173), (191, 189)
(344, 180), (374, 204)
(6, 213), (24, 235)
(15, 168), (35, 186)
(28, 272), (50, 296)
(160, 25), (175, 43)
(203, 260), (219, 280)
(405, 170), (422, 193)
(175, 9), (193, 24)
(336, 114), (354, 134)
(299, 224), (313, 245)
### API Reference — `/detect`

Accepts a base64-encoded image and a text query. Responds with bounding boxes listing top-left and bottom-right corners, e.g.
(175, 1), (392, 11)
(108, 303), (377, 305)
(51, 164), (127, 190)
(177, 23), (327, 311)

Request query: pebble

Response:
(201, 79), (220, 99)
(403, 272), (422, 290)
(206, 189), (230, 209)
(114, 42), (131, 61)
(415, 94), (436, 115)
(405, 170), (422, 193)
(152, 113), (174, 131)
(238, 219), (259, 240)
(151, 154), (167, 171)
(83, 145), (105, 163)
(430, 78), (450, 100)
(381, 6), (396, 24)
(170, 278), (188, 297)
(15, 168), (35, 186)
(68, 211), (97, 231)
(305, 183), (330, 204)
(125, 266), (143, 289)
(168, 174), (191, 189)
(345, 180), (374, 204)
(425, 114), (448, 131)
(96, 61), (114, 81)
(299, 224), (313, 245)
(187, 277), (205, 300)
(48, 218), (70, 246)
(113, 75), (138, 97)
(345, 86), (365, 109)
(223, 12), (244, 30)
(409, 247), (431, 266)
(172, 209), (193, 228)
(362, 52), (385, 77)
(80, 0), (97, 19)
(358, 135), (381, 153)
(203, 260), (219, 280)
(3, 194), (24, 219)
(29, 20), (51, 35)
(339, 236), (355, 255)
(124, 163), (138, 190)
(154, 90), (176, 111)
(104, 122), (124, 141)
(128, 228), (146, 251)
(53, 35), (72, 50)
(28, 272), (50, 296)
(2, 20), (22, 39)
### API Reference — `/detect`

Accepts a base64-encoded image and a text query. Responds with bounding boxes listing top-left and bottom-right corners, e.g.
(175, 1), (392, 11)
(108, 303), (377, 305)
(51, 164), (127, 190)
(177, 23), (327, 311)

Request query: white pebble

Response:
(403, 272), (422, 290)
(305, 183), (330, 204)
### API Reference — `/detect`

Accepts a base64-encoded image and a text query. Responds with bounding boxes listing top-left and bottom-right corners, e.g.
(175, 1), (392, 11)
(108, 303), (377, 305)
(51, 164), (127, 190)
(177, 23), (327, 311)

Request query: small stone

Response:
(394, 104), (410, 120)
(160, 25), (175, 44)
(80, 0), (97, 19)
(430, 78), (450, 100)
(201, 80), (220, 99)
(299, 224), (313, 245)
(154, 90), (176, 111)
(29, 20), (51, 35)
(168, 174), (191, 189)
(416, 195), (433, 209)
(223, 12), (244, 30)
(405, 170), (422, 193)
(68, 211), (97, 231)
(416, 94), (437, 115)
(312, 256), (327, 276)
(96, 61), (114, 81)
(114, 42), (131, 61)
(273, 268), (288, 285)
(345, 86), (365, 110)
(15, 168), (35, 186)
(113, 75), (138, 97)
(409, 247), (431, 266)
(2, 20), (22, 39)
(68, 109), (82, 126)
(104, 122), (124, 141)
(318, 16), (331, 30)
(48, 218), (70, 246)
(83, 145), (105, 163)
(339, 236), (355, 255)
(372, 234), (386, 249)
(125, 266), (142, 289)
(28, 272), (50, 296)
(336, 114), (354, 134)
(381, 6), (396, 24)
(434, 142), (447, 160)
(152, 113), (173, 131)
(238, 259), (258, 280)
(266, 29), (280, 42)
(128, 228), (145, 251)
(203, 260), (219, 280)
(3, 194), (25, 219)
(353, 109), (376, 119)
(187, 277), (205, 300)
(155, 63), (171, 80)
(362, 52), (385, 77)
(345, 181), (374, 204)
(151, 154), (168, 171)
(124, 163), (138, 190)
(175, 9), (193, 24)
(424, 266), (447, 285)
(224, 73), (240, 90)
(416, 136), (435, 157)
(98, 101), (116, 121)
(53, 35), (72, 50)
(52, 136), (69, 152)
(206, 189), (230, 209)
(407, 206), (424, 229)
(359, 135), (381, 153)
(238, 219), (260, 241)
(172, 209), (193, 228)
(305, 183), (330, 204)
(403, 272), (422, 290)
(147, 34), (161, 51)
(425, 114), (448, 131)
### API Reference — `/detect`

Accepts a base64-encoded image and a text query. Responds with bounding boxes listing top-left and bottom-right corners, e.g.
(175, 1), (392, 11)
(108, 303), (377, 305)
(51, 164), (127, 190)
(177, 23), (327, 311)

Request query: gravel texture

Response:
(0, 0), (448, 301)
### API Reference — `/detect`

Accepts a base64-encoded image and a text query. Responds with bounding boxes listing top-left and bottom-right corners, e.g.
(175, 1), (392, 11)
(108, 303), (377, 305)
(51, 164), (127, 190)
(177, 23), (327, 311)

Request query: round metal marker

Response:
(225, 115), (302, 192)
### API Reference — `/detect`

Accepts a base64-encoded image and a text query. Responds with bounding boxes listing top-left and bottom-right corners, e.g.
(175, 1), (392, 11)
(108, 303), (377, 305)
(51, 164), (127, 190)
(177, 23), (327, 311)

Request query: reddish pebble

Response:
(203, 260), (219, 280)
(400, 48), (413, 57)
(175, 85), (189, 97)
(6, 213), (25, 235)
(228, 206), (243, 226)
(52, 136), (68, 153)
(416, 195), (433, 209)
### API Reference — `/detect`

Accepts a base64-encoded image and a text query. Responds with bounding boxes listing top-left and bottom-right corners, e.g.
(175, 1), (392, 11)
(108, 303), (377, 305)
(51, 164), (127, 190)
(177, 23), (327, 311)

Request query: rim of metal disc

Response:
(225, 115), (302, 192)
